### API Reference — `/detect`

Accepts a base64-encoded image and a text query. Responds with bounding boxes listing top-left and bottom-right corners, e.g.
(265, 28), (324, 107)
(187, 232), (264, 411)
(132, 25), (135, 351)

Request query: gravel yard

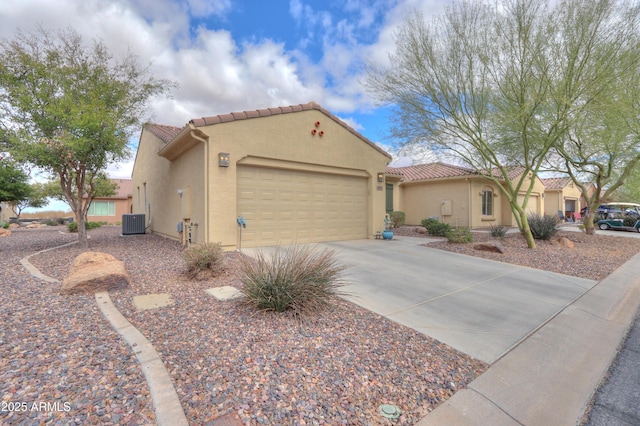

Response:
(3, 224), (638, 425)
(3, 226), (486, 425)
(394, 225), (640, 282)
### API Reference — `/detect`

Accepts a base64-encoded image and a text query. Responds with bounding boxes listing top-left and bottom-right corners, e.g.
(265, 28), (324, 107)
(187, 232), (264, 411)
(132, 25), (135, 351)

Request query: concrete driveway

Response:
(305, 236), (597, 364)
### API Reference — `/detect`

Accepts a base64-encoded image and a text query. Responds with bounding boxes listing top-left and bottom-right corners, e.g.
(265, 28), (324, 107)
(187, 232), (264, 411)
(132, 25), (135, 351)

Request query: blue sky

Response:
(0, 0), (448, 210)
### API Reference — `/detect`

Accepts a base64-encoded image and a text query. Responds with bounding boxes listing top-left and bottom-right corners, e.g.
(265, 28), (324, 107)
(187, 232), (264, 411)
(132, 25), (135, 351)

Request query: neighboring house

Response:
(540, 177), (582, 220)
(132, 102), (391, 249)
(385, 162), (545, 228)
(85, 179), (133, 224)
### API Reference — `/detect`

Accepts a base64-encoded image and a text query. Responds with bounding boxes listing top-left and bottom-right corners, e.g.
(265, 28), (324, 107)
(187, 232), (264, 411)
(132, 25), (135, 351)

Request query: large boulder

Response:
(61, 252), (129, 294)
(415, 226), (428, 234)
(474, 241), (505, 254)
(0, 228), (11, 237)
(555, 236), (575, 249)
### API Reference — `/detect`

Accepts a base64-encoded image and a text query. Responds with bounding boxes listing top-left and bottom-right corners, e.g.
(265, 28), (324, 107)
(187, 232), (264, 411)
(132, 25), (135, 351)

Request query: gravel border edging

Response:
(95, 291), (188, 426)
(18, 244), (188, 426)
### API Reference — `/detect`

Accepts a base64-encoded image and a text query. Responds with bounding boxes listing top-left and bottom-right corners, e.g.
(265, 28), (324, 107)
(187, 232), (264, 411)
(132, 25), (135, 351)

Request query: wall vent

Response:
(122, 214), (145, 235)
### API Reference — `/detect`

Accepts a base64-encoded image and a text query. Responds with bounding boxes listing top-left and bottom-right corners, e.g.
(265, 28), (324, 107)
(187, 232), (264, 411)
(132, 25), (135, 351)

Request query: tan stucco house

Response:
(132, 102), (391, 249)
(85, 179), (133, 224)
(540, 177), (582, 221)
(385, 162), (545, 228)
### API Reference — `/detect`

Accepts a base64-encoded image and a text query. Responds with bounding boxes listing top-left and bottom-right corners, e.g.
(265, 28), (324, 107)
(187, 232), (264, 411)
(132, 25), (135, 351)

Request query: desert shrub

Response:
(490, 224), (507, 238)
(56, 217), (65, 225)
(446, 227), (473, 243)
(421, 217), (438, 230)
(388, 211), (406, 228)
(0, 221), (8, 229)
(239, 245), (348, 314)
(66, 221), (103, 232)
(431, 222), (451, 237)
(45, 219), (58, 226)
(528, 213), (560, 240)
(183, 242), (225, 279)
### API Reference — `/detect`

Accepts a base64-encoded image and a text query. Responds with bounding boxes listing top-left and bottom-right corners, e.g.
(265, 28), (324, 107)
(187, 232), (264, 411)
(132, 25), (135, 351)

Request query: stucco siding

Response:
(199, 109), (388, 249)
(132, 129), (205, 243)
(400, 180), (470, 227)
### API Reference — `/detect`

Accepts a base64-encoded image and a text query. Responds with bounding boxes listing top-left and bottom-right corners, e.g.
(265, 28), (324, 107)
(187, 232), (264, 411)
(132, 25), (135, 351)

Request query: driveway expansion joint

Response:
(20, 245), (188, 426)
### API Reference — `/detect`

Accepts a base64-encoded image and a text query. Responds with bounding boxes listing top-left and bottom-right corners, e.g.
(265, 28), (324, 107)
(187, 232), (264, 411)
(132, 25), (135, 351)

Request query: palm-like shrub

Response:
(183, 242), (225, 279)
(489, 224), (507, 238)
(528, 213), (560, 240)
(239, 245), (348, 314)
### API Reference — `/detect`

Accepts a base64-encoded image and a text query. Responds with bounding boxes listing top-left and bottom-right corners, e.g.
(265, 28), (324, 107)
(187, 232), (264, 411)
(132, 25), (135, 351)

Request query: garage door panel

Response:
(237, 166), (368, 247)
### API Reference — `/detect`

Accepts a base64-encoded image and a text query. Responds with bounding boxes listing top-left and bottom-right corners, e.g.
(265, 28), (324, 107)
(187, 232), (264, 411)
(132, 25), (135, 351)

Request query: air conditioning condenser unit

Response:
(122, 214), (145, 235)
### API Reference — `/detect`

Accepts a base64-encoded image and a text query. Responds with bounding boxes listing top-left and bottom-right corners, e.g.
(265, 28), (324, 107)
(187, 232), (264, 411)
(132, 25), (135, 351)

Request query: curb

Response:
(19, 245), (188, 426)
(416, 249), (640, 425)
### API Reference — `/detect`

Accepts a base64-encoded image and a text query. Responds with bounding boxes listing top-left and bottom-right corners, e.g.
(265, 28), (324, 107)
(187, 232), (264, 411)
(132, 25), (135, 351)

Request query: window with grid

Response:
(88, 201), (115, 216)
(482, 190), (493, 216)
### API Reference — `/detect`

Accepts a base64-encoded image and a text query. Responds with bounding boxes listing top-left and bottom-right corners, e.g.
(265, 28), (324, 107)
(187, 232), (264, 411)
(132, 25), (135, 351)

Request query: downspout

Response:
(467, 179), (472, 228)
(189, 126), (209, 243)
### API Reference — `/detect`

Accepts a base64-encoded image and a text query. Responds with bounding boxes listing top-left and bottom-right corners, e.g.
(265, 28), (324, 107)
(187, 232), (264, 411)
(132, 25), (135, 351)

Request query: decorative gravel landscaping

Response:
(394, 225), (640, 281)
(4, 224), (638, 424)
(3, 227), (486, 425)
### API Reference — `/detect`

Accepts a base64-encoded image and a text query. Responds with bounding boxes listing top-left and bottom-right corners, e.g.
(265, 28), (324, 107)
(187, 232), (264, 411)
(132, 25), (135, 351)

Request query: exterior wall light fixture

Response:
(377, 172), (385, 182)
(218, 152), (230, 167)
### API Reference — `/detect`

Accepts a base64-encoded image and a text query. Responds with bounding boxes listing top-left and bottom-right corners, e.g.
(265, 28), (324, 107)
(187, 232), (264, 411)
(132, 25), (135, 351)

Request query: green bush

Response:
(388, 211), (406, 228)
(421, 218), (451, 237)
(66, 221), (103, 232)
(183, 242), (225, 279)
(0, 221), (9, 229)
(446, 227), (473, 243)
(421, 217), (438, 229)
(528, 213), (560, 240)
(489, 224), (507, 238)
(239, 245), (348, 314)
(45, 219), (58, 226)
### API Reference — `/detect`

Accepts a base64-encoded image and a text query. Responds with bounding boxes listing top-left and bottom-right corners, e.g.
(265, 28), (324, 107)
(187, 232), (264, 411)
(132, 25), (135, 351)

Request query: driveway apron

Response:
(295, 236), (597, 364)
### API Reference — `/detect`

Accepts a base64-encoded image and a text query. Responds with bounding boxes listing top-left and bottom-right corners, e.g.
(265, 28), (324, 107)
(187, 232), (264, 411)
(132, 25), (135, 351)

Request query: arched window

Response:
(482, 188), (493, 216)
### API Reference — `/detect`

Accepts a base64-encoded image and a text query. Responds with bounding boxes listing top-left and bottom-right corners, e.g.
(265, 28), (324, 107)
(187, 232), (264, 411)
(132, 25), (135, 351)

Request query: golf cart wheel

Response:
(599, 223), (610, 230)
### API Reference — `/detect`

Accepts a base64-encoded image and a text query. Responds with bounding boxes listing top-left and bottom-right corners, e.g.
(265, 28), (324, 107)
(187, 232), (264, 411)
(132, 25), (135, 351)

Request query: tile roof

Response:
(145, 123), (182, 143)
(387, 162), (529, 183)
(386, 162), (476, 182)
(111, 179), (133, 198)
(540, 177), (572, 190)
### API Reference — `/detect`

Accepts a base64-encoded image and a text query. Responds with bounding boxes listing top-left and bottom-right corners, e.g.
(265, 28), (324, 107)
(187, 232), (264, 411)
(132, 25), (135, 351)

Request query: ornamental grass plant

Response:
(239, 245), (348, 314)
(183, 242), (225, 279)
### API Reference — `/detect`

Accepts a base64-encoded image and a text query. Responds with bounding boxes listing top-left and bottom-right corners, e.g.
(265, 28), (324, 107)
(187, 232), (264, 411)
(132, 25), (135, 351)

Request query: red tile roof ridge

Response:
(145, 123), (182, 143)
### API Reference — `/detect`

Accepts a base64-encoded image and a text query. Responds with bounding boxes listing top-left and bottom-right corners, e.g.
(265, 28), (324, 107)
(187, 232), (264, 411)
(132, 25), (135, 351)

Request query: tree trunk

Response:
(583, 212), (595, 235)
(74, 206), (89, 248)
(519, 209), (536, 249)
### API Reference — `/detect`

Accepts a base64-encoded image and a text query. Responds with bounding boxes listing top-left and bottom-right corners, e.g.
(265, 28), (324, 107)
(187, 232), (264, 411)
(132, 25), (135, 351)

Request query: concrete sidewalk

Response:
(417, 249), (640, 425)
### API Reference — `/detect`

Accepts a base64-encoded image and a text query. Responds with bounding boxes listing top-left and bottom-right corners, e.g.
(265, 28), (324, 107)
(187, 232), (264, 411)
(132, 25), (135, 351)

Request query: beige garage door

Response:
(518, 194), (539, 216)
(237, 166), (368, 247)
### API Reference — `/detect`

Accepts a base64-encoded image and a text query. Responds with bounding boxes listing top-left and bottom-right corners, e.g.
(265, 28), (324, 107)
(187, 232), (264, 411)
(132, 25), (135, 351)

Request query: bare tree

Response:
(366, 0), (639, 247)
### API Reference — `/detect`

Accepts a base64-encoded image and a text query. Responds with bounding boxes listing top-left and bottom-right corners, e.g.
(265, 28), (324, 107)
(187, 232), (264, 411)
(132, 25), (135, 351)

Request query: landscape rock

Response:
(9, 223), (20, 229)
(473, 241), (505, 254)
(26, 223), (43, 229)
(415, 226), (428, 234)
(61, 252), (129, 294)
(0, 228), (11, 237)
(555, 236), (575, 249)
